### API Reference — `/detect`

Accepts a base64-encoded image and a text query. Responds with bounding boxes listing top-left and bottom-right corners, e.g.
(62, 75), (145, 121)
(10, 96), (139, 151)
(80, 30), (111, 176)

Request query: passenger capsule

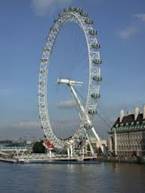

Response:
(41, 58), (47, 63)
(92, 75), (102, 81)
(40, 104), (45, 108)
(39, 93), (44, 97)
(85, 18), (93, 25)
(43, 48), (50, 52)
(68, 7), (74, 11)
(91, 93), (100, 99)
(89, 29), (97, 35)
(88, 109), (97, 115)
(91, 43), (100, 49)
(82, 12), (88, 17)
(39, 81), (45, 86)
(92, 59), (102, 65)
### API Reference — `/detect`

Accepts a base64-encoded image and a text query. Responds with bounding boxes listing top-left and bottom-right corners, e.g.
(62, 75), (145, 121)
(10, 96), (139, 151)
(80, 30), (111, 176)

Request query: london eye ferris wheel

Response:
(38, 7), (103, 156)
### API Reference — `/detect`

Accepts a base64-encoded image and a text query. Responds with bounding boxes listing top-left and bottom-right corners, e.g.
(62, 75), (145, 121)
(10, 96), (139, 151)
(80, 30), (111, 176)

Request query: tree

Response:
(32, 140), (46, 153)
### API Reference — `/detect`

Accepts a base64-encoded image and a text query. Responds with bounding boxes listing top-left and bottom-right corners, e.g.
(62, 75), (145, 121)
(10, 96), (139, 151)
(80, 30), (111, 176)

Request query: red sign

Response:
(43, 139), (54, 150)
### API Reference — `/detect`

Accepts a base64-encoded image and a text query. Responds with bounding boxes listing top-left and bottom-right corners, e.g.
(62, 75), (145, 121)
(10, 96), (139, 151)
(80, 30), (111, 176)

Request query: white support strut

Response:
(57, 78), (103, 154)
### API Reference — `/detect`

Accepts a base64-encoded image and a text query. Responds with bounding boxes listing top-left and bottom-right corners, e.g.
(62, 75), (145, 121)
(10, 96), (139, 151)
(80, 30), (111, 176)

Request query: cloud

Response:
(118, 26), (138, 39)
(32, 0), (72, 16)
(52, 119), (79, 127)
(13, 121), (40, 129)
(57, 100), (77, 109)
(0, 121), (41, 139)
(134, 13), (145, 22)
(32, 0), (53, 15)
(51, 119), (80, 138)
(118, 13), (145, 40)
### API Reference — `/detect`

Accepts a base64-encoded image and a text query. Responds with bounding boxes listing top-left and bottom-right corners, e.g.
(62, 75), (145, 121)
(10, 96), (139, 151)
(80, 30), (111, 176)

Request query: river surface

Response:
(0, 162), (145, 193)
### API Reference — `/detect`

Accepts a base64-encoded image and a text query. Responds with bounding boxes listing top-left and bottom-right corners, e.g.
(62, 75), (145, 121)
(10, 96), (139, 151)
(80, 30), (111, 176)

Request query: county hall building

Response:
(109, 106), (145, 158)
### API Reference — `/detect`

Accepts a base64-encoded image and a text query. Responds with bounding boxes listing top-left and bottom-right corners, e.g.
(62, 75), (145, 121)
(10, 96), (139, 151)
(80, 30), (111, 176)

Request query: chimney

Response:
(120, 110), (124, 122)
(135, 107), (140, 120)
(143, 105), (145, 119)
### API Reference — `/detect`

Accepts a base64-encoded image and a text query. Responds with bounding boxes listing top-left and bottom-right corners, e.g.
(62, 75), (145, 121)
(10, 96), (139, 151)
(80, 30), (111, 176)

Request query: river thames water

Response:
(0, 162), (145, 193)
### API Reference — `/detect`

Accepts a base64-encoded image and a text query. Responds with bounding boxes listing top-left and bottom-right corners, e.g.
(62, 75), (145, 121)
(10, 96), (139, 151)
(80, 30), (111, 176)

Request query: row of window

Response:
(115, 120), (145, 128)
(112, 125), (145, 132)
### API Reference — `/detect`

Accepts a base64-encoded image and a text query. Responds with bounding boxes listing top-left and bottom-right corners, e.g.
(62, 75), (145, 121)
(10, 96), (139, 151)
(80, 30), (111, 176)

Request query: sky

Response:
(0, 0), (145, 140)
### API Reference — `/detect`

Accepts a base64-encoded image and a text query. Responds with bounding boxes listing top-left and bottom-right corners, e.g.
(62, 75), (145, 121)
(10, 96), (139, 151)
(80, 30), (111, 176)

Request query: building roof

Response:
(109, 113), (145, 133)
(113, 113), (144, 126)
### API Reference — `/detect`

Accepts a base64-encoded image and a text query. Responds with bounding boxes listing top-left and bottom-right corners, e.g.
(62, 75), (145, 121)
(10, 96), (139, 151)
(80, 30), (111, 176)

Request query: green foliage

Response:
(32, 140), (46, 153)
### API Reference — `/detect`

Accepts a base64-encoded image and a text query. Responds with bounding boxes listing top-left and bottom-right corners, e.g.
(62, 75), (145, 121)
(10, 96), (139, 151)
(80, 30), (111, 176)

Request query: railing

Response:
(0, 147), (28, 152)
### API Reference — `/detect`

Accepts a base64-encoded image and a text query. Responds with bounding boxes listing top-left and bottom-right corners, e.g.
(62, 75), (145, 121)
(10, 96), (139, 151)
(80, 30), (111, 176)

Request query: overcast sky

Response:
(0, 0), (145, 140)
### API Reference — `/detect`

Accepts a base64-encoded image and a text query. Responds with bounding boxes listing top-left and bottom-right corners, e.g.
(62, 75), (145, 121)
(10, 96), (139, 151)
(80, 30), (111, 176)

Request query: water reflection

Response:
(0, 163), (145, 193)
